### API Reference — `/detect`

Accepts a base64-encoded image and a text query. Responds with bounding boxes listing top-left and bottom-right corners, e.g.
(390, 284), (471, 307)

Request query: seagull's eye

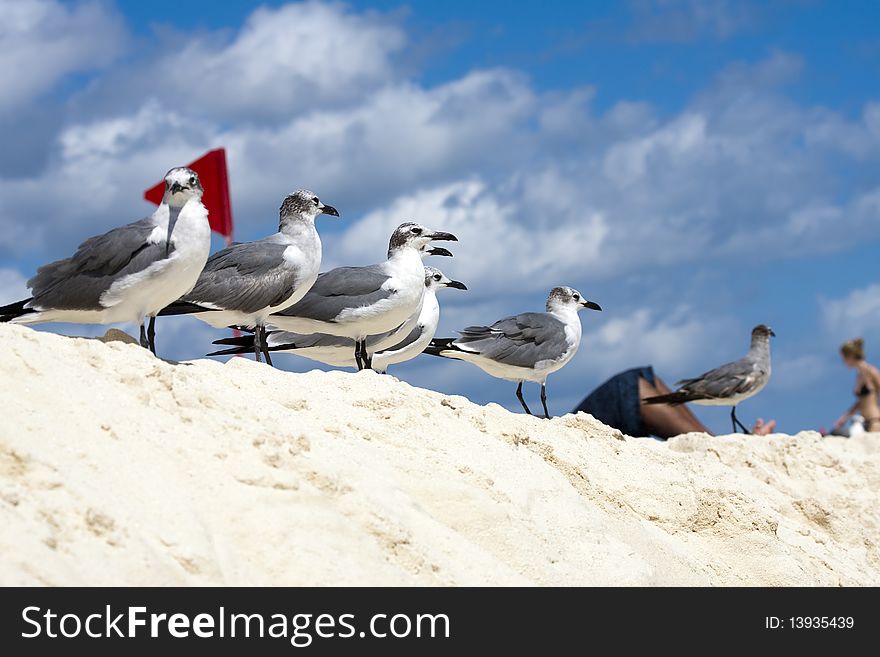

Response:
(410, 226), (422, 235)
(572, 294), (580, 301)
(312, 197), (319, 206)
(433, 274), (441, 281)
(189, 176), (196, 186)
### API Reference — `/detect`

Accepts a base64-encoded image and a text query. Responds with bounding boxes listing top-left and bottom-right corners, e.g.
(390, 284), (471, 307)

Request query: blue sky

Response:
(1, 0), (879, 434)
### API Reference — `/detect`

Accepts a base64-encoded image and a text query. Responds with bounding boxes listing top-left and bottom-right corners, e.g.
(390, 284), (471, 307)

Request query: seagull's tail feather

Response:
(643, 391), (700, 405)
(206, 345), (252, 357)
(424, 337), (457, 357)
(0, 298), (34, 323)
(207, 333), (294, 357)
(212, 334), (255, 347)
(157, 301), (214, 316)
(207, 333), (255, 356)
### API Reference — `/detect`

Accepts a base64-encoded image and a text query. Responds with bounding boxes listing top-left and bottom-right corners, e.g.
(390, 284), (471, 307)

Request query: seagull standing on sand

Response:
(267, 222), (458, 370)
(158, 190), (339, 365)
(643, 324), (774, 434)
(209, 266), (467, 372)
(425, 286), (602, 418)
(0, 168), (210, 355)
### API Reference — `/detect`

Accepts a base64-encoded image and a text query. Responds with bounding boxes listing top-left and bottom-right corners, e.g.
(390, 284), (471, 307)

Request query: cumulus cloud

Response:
(80, 1), (406, 122)
(0, 0), (125, 115)
(822, 283), (880, 340)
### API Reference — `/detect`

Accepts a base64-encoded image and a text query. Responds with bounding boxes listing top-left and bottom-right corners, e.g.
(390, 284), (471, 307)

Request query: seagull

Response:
(266, 222), (458, 370)
(425, 286), (602, 418)
(643, 324), (774, 434)
(0, 168), (210, 355)
(158, 190), (339, 365)
(208, 266), (467, 372)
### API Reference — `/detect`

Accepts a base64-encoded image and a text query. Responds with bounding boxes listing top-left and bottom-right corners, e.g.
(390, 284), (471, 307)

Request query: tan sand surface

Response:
(1, 323), (877, 585)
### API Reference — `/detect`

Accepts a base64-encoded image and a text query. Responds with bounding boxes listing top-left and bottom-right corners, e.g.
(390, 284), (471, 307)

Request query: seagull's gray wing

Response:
(379, 323), (426, 354)
(453, 312), (568, 368)
(677, 357), (762, 399)
(278, 265), (392, 322)
(184, 240), (301, 313)
(269, 331), (352, 349)
(27, 217), (165, 310)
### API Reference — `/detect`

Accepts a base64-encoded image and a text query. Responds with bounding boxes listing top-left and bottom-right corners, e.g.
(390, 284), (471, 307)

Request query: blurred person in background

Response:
(833, 338), (880, 434)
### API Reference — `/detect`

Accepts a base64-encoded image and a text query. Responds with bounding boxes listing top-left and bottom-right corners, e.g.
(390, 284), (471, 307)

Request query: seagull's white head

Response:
(163, 167), (203, 206)
(279, 190), (339, 228)
(424, 266), (467, 292)
(388, 222), (458, 257)
(547, 286), (602, 314)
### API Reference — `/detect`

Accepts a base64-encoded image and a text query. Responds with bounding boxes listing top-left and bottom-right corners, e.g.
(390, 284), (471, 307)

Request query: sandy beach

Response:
(0, 323), (877, 586)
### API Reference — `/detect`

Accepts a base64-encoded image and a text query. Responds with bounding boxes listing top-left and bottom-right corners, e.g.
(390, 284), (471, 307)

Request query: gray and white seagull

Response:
(267, 222), (458, 370)
(643, 324), (774, 434)
(425, 286), (602, 418)
(0, 167), (210, 355)
(209, 266), (467, 373)
(159, 190), (339, 364)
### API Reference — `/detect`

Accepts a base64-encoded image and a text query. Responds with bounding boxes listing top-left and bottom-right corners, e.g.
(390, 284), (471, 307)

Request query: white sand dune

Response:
(0, 323), (877, 586)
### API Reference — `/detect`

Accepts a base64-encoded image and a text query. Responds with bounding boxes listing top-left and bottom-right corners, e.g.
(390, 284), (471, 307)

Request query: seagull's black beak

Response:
(427, 246), (453, 257)
(320, 204), (339, 217)
(582, 300), (602, 311)
(170, 182), (184, 194)
(428, 231), (458, 242)
(445, 280), (468, 290)
(769, 329), (776, 337)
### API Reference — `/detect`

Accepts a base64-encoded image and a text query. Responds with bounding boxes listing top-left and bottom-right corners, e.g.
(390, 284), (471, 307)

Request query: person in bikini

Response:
(833, 338), (880, 434)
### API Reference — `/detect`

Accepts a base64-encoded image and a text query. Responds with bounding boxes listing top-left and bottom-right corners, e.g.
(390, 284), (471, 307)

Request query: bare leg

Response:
(516, 381), (532, 415)
(540, 383), (550, 419)
(639, 377), (711, 438)
(260, 326), (273, 367)
(139, 322), (149, 350)
(146, 316), (157, 355)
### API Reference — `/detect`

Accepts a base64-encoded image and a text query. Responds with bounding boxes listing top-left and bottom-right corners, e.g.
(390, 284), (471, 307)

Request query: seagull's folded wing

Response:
(678, 358), (760, 399)
(454, 312), (569, 368)
(277, 265), (392, 322)
(184, 241), (301, 313)
(27, 217), (165, 311)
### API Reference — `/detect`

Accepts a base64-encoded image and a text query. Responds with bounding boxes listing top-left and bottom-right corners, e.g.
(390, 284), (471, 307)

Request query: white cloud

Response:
(587, 306), (736, 378)
(331, 178), (607, 295)
(822, 283), (880, 340)
(98, 1), (406, 121)
(0, 0), (125, 115)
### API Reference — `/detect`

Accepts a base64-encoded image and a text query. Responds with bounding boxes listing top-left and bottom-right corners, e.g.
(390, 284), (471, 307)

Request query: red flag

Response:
(144, 148), (234, 244)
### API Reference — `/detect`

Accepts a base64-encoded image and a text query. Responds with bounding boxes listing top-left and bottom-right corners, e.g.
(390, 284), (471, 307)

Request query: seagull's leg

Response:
(540, 383), (550, 419)
(261, 326), (274, 367)
(515, 382), (532, 415)
(358, 340), (369, 371)
(139, 322), (149, 350)
(731, 406), (750, 435)
(354, 340), (364, 370)
(364, 345), (373, 371)
(253, 326), (263, 363)
(146, 316), (157, 355)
